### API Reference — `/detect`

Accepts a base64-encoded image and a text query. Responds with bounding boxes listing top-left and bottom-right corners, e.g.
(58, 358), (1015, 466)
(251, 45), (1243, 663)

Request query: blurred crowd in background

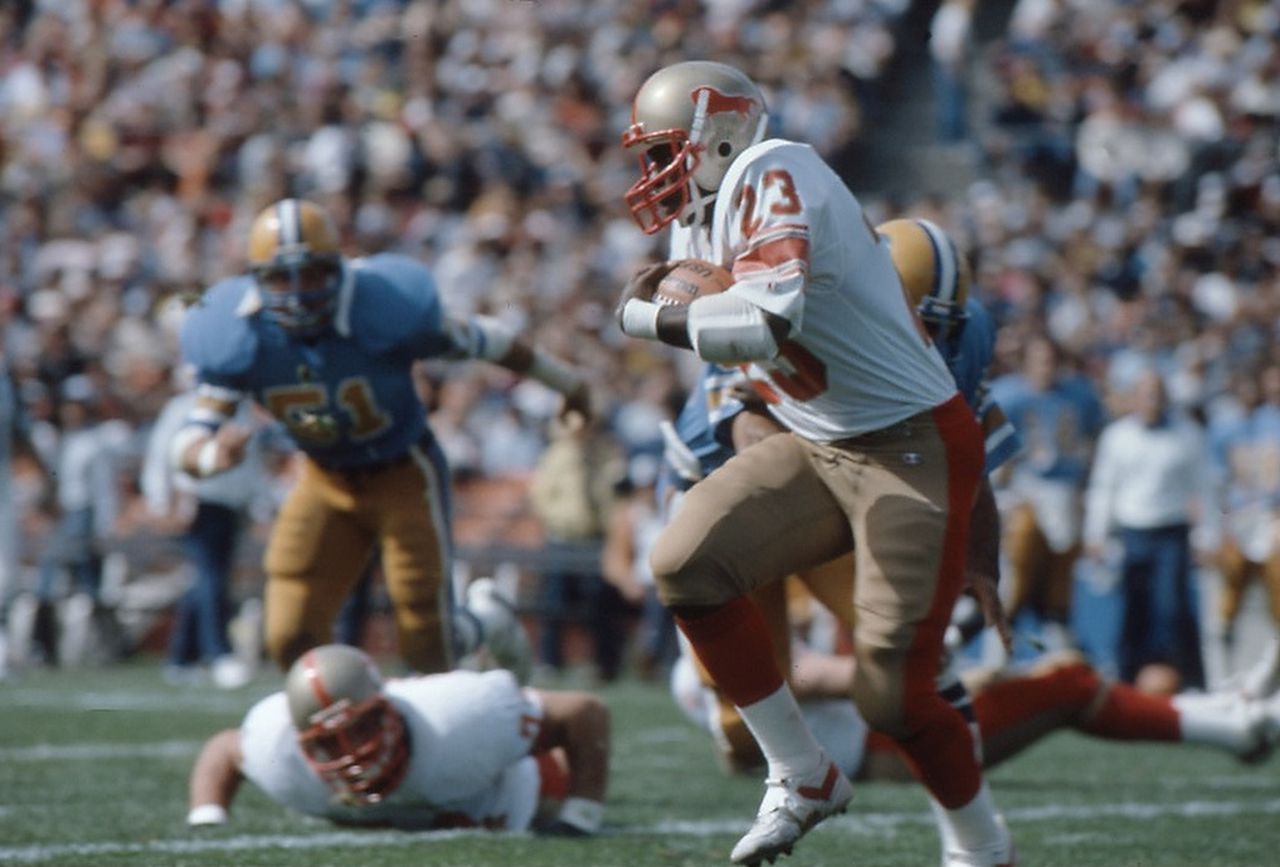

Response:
(2, 0), (1279, 690)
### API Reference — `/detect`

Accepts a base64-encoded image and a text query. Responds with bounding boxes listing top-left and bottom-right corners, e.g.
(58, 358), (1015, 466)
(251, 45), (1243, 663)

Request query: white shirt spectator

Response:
(1084, 412), (1213, 548)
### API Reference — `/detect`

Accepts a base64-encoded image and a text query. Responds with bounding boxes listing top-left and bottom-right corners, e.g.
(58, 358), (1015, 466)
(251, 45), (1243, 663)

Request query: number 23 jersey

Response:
(670, 139), (956, 442)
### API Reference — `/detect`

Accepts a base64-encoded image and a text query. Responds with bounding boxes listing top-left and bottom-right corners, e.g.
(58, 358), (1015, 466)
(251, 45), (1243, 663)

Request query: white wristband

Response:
(528, 352), (584, 396)
(195, 439), (221, 478)
(187, 803), (228, 826)
(557, 796), (603, 834)
(620, 298), (661, 341)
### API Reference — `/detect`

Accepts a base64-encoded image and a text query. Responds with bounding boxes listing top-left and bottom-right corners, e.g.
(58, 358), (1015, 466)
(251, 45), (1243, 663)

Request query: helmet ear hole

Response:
(718, 142), (733, 157)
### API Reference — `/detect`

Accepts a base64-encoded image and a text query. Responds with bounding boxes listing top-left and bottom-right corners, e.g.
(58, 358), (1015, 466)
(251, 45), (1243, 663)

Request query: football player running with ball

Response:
(615, 62), (1014, 866)
(174, 199), (588, 674)
(187, 644), (610, 835)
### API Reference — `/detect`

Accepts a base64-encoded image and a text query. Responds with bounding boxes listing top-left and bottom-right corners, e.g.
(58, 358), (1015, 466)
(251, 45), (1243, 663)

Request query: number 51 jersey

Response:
(180, 254), (457, 468)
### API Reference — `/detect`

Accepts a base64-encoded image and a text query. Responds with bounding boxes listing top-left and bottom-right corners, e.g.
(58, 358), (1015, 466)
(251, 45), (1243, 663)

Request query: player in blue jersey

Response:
(665, 217), (1023, 768)
(990, 332), (1106, 651)
(172, 199), (589, 674)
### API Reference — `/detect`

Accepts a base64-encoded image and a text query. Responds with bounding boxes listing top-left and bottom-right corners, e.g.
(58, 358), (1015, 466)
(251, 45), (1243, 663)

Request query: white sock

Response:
(934, 780), (1004, 853)
(1173, 692), (1258, 754)
(736, 682), (826, 780)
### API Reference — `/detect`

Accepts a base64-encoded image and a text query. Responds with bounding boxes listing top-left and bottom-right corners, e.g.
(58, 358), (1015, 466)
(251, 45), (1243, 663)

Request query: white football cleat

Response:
(466, 577), (532, 684)
(729, 756), (853, 866)
(944, 815), (1016, 866)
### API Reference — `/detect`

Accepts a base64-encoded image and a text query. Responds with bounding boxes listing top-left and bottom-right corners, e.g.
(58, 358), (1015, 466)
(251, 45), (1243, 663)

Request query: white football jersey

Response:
(239, 669), (543, 830)
(671, 139), (956, 441)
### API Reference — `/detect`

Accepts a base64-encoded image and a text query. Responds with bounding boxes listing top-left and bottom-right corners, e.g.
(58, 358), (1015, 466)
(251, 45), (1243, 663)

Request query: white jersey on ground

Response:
(239, 669), (543, 830)
(670, 139), (956, 441)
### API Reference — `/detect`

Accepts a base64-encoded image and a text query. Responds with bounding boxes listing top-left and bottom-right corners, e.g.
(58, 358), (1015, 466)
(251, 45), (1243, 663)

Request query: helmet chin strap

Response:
(679, 179), (717, 228)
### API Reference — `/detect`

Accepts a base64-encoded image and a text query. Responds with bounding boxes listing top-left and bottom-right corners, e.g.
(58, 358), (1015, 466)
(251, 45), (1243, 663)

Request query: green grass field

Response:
(2, 660), (1278, 867)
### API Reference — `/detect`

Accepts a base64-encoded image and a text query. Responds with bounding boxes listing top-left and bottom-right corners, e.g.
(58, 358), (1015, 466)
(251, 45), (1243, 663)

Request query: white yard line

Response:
(2, 798), (1279, 863)
(0, 740), (200, 762)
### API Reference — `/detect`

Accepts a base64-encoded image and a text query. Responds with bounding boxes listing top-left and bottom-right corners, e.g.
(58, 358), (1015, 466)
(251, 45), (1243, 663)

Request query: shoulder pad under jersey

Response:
(179, 276), (261, 379)
(344, 254), (443, 355)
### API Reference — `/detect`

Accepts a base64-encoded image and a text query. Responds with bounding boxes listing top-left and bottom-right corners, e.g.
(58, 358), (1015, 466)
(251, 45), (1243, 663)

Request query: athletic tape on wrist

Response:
(195, 439), (220, 477)
(620, 299), (661, 341)
(187, 804), (228, 826)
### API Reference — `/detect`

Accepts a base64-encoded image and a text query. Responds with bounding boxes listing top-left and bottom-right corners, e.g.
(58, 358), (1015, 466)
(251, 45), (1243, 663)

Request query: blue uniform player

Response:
(989, 331), (1105, 649)
(173, 199), (589, 673)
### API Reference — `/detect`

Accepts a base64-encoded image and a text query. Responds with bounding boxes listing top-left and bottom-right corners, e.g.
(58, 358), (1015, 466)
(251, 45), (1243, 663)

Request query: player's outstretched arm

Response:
(530, 690), (611, 836)
(445, 316), (591, 423)
(187, 729), (246, 827)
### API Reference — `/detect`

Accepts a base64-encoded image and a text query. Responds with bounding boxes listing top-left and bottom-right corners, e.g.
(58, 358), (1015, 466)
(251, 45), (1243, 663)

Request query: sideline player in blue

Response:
(173, 198), (589, 674)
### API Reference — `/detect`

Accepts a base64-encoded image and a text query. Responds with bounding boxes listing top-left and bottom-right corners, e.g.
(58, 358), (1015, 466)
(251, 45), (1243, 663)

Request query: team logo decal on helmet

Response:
(622, 61), (769, 234)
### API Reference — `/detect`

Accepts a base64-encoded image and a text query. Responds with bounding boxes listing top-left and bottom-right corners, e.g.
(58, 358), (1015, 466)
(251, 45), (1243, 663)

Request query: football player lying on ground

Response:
(186, 644), (609, 835)
(672, 619), (1280, 780)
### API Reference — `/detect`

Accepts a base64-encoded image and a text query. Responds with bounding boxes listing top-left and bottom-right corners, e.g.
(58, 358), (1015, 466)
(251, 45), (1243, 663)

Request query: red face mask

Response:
(297, 694), (410, 805)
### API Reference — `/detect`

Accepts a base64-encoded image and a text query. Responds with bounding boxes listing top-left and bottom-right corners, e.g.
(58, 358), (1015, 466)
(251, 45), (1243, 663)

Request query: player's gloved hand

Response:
(615, 261), (676, 337)
(536, 797), (603, 837)
(186, 804), (229, 828)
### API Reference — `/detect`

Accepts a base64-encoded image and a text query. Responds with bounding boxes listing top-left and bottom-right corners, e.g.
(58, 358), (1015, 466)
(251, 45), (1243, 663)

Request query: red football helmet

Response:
(622, 61), (768, 234)
(285, 645), (409, 805)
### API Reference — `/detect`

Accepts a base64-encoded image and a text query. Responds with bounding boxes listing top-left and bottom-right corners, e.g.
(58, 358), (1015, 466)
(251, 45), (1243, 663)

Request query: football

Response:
(654, 259), (734, 306)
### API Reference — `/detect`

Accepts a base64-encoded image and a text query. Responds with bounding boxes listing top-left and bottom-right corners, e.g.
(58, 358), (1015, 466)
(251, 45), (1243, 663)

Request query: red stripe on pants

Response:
(894, 394), (984, 808)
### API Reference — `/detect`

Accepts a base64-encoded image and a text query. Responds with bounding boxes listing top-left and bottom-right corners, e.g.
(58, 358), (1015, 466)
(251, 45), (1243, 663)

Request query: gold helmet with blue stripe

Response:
(876, 217), (970, 337)
(247, 198), (344, 336)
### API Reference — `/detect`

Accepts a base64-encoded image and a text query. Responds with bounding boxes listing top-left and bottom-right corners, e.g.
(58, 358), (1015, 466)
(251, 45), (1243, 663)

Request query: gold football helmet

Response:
(622, 61), (769, 234)
(285, 644), (409, 805)
(247, 199), (344, 336)
(876, 217), (971, 337)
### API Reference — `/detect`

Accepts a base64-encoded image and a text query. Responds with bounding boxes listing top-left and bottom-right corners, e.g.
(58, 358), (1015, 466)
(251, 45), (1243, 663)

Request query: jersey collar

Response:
(333, 261), (356, 338)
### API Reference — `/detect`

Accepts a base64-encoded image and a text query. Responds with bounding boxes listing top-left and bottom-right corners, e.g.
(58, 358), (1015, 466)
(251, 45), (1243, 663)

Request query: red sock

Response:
(675, 597), (784, 707)
(1080, 682), (1180, 742)
(895, 697), (982, 808)
(972, 662), (1100, 739)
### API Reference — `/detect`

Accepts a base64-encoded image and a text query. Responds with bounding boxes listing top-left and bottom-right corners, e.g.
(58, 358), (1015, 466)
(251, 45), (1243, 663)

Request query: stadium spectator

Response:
(23, 374), (129, 666)
(0, 332), (52, 670)
(528, 411), (628, 683)
(600, 452), (675, 680)
(187, 643), (609, 835)
(929, 0), (976, 144)
(1084, 369), (1213, 691)
(141, 384), (274, 689)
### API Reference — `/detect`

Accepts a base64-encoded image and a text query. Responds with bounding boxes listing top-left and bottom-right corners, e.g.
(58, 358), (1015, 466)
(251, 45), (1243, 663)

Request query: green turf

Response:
(2, 660), (1278, 866)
